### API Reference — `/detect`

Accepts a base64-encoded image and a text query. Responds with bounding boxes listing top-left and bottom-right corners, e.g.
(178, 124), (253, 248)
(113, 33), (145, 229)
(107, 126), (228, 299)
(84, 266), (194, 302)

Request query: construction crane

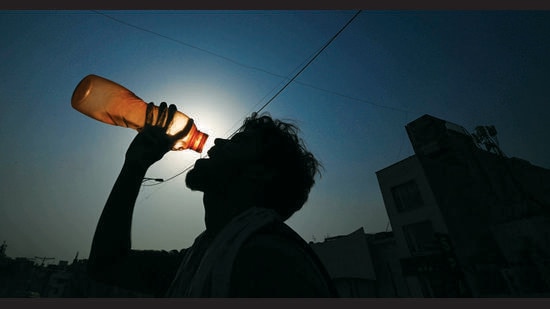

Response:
(33, 256), (55, 266)
(0, 241), (6, 258)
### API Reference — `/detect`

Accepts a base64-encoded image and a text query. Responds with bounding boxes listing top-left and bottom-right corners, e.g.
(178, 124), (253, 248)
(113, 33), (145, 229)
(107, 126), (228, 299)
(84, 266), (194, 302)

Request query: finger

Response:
(145, 102), (155, 128)
(172, 118), (194, 141)
(164, 104), (177, 131)
(156, 102), (168, 127)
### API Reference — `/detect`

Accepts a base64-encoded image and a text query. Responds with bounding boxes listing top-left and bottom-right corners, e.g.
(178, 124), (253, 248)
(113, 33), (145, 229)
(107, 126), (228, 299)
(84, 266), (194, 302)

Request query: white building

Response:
(312, 114), (550, 297)
(376, 114), (550, 297)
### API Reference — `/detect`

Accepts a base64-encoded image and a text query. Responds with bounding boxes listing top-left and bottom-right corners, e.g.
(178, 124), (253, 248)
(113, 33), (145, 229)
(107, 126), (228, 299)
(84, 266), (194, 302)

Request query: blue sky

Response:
(1, 10), (549, 263)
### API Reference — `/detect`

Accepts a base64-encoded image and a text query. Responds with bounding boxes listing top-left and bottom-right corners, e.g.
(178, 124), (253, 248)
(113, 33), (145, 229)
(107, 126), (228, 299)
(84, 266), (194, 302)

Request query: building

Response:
(0, 256), (40, 297)
(310, 227), (376, 297)
(312, 114), (549, 297)
(311, 228), (410, 297)
(376, 114), (550, 297)
(0, 246), (152, 297)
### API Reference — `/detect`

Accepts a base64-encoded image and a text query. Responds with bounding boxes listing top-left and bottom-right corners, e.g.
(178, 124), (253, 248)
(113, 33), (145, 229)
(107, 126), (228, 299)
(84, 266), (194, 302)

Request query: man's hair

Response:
(236, 112), (322, 220)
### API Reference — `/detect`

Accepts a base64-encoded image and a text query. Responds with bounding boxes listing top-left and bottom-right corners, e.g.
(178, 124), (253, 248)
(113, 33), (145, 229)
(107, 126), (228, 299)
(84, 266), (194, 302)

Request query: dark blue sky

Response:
(1, 10), (549, 263)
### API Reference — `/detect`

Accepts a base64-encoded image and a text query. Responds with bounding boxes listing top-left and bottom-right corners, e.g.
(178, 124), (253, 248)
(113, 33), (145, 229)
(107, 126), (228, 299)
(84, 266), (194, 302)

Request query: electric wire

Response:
(91, 10), (281, 79)
(221, 42), (325, 140)
(92, 10), (407, 114)
(141, 164), (194, 186)
(140, 10), (363, 188)
(256, 10), (362, 114)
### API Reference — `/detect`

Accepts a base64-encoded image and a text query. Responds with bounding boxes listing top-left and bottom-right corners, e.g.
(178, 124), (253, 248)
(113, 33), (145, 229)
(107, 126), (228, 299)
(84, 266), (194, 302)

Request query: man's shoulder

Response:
(239, 221), (315, 262)
(229, 223), (336, 297)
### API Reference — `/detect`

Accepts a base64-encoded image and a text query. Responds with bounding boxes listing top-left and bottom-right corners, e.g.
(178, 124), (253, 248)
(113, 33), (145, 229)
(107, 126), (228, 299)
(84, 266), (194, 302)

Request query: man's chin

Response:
(185, 158), (232, 193)
(185, 158), (214, 191)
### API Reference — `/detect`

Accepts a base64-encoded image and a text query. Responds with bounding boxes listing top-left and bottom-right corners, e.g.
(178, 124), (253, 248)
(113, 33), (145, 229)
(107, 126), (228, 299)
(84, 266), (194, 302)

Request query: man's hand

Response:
(125, 102), (187, 170)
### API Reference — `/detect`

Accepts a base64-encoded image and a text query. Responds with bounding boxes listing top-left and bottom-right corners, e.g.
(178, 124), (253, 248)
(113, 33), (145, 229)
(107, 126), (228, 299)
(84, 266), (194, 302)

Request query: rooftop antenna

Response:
(471, 125), (505, 157)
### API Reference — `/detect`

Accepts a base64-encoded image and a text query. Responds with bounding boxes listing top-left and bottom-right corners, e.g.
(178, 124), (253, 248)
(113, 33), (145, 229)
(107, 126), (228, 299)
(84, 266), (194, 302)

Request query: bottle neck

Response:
(171, 120), (209, 153)
(187, 127), (209, 153)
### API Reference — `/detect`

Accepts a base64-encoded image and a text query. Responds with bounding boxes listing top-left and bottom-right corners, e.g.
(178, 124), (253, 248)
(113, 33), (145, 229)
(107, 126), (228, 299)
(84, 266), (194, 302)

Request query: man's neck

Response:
(204, 196), (252, 237)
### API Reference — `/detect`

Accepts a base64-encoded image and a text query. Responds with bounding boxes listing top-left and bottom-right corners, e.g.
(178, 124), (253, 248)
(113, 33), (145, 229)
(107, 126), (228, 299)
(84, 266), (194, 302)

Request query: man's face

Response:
(185, 130), (263, 193)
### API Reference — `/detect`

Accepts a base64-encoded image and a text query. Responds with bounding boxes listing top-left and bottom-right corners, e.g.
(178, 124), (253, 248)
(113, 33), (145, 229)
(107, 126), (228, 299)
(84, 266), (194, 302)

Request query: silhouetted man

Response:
(87, 103), (337, 297)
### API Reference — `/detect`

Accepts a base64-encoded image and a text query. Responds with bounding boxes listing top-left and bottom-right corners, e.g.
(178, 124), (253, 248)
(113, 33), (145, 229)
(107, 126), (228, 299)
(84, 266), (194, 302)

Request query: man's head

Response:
(186, 112), (321, 221)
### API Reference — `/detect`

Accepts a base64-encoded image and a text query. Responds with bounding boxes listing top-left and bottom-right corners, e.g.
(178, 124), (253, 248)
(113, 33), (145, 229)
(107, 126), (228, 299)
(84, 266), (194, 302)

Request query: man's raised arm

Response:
(87, 103), (189, 296)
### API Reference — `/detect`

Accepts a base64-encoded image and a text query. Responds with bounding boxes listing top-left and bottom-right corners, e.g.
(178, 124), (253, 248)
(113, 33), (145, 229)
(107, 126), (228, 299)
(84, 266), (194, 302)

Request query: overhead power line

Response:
(92, 10), (407, 114)
(255, 10), (362, 114)
(139, 10), (364, 188)
(224, 10), (366, 140)
(92, 10), (282, 78)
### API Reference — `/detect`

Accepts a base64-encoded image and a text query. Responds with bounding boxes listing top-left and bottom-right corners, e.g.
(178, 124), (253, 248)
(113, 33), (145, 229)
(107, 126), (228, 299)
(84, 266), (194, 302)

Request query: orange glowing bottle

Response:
(71, 74), (208, 153)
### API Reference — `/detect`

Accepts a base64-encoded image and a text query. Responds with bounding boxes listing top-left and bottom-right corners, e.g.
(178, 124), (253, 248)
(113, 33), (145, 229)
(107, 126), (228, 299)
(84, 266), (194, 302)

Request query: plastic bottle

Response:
(71, 74), (209, 153)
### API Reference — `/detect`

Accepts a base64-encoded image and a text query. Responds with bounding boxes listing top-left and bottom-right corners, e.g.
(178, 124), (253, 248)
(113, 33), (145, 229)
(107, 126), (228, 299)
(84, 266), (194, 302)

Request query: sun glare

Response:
(157, 81), (247, 158)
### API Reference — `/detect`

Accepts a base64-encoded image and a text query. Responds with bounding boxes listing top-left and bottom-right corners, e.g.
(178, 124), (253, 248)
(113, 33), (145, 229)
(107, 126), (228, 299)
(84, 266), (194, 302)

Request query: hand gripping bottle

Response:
(71, 74), (208, 152)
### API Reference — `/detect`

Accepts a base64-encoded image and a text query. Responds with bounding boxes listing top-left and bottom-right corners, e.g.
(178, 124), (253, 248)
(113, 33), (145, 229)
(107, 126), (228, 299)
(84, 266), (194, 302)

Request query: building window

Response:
(402, 221), (438, 254)
(391, 180), (424, 212)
